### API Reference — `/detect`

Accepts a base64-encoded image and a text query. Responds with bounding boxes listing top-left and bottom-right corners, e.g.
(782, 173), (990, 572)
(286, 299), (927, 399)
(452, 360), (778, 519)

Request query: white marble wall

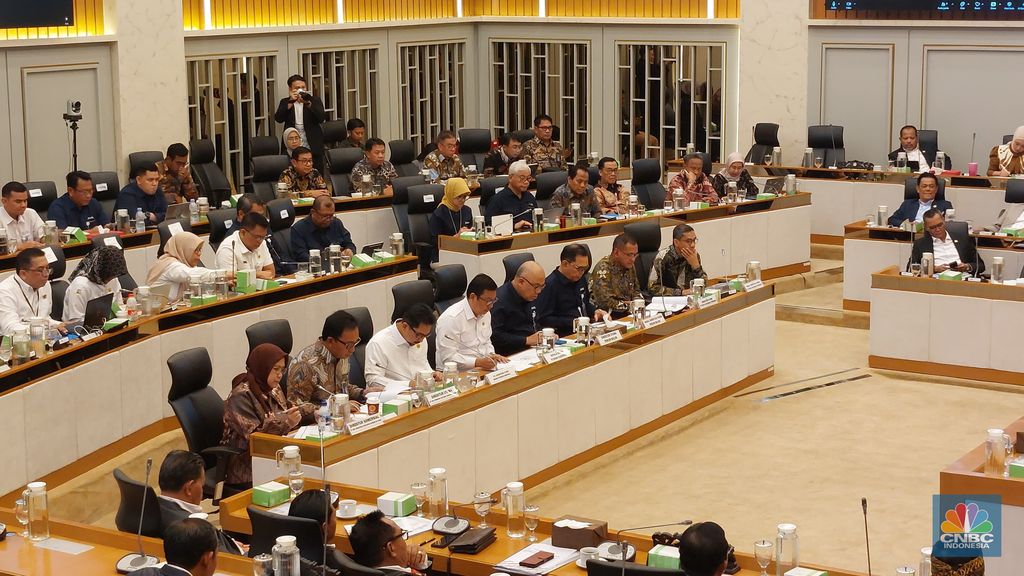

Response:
(737, 0), (809, 165)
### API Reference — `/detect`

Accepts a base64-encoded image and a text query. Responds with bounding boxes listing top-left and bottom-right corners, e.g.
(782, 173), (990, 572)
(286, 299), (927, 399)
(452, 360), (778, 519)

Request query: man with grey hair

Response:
(489, 260), (545, 355)
(485, 160), (537, 231)
(649, 224), (707, 296)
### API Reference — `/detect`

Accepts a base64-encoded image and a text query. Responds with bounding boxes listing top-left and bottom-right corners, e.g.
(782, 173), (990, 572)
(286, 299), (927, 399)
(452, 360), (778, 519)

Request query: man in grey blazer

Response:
(157, 450), (244, 555)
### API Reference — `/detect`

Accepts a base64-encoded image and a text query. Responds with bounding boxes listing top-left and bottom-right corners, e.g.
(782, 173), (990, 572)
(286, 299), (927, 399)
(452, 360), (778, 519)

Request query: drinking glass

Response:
(763, 154), (773, 167)
(910, 263), (922, 277)
(411, 482), (428, 517)
(473, 491), (492, 528)
(0, 339), (12, 365)
(814, 156), (823, 169)
(15, 498), (28, 536)
(524, 504), (540, 542)
(663, 198), (673, 212)
(340, 254), (352, 271)
(753, 540), (773, 576)
(896, 568), (916, 576)
(288, 471), (304, 498)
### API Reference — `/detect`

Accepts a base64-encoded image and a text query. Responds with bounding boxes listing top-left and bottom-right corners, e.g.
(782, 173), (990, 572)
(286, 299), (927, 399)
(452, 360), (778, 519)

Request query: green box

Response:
(351, 253), (377, 269)
(565, 341), (586, 353)
(372, 250), (395, 263)
(756, 193), (776, 200)
(252, 481), (291, 507)
(376, 492), (417, 517)
(644, 210), (662, 217)
(189, 294), (217, 306)
(303, 428), (339, 441)
(543, 223), (560, 231)
(63, 227), (87, 244)
(1002, 227), (1024, 238)
(1009, 459), (1024, 479)
(236, 270), (255, 291)
(938, 270), (965, 281)
(647, 545), (680, 569)
(383, 398), (411, 416)
(785, 569), (827, 576)
(459, 231), (477, 240)
(254, 278), (281, 291)
(728, 278), (745, 292)
(293, 197), (314, 207)
(102, 318), (130, 332)
(582, 217), (598, 225)
(688, 202), (710, 210)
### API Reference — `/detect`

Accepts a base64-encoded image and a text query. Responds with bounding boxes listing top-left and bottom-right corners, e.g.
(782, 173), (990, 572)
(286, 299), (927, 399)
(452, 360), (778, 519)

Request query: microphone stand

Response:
(116, 458), (160, 573)
(862, 498), (872, 576)
(608, 520), (693, 568)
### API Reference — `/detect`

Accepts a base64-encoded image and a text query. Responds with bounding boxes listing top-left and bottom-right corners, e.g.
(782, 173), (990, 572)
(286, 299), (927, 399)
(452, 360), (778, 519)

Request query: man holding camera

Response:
(275, 74), (327, 173)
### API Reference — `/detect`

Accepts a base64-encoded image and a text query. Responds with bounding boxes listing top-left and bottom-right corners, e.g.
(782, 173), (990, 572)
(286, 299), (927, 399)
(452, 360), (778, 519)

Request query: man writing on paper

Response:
(485, 160), (537, 231)
(590, 233), (643, 315)
(215, 212), (276, 280)
(911, 208), (984, 275)
(535, 243), (608, 335)
(0, 248), (65, 335)
(288, 310), (381, 410)
(649, 224), (707, 296)
(436, 273), (508, 370)
(887, 172), (952, 228)
(364, 303), (440, 401)
(490, 260), (545, 355)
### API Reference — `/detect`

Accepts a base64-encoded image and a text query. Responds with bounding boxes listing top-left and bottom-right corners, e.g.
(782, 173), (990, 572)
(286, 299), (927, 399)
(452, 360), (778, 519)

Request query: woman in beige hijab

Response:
(146, 231), (213, 300)
(988, 125), (1024, 176)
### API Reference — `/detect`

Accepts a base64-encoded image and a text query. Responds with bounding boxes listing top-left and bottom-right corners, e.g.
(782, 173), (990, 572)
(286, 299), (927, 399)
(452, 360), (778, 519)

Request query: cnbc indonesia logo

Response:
(939, 502), (996, 551)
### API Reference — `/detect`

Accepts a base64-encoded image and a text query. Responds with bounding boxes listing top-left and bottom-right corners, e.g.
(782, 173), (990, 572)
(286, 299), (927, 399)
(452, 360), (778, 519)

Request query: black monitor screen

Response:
(828, 1), (1024, 10)
(0, 0), (75, 28)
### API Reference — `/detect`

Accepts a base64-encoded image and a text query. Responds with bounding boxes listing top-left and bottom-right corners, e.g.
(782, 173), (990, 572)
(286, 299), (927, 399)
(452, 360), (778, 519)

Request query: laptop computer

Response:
(64, 292), (115, 334)
(762, 177), (786, 196)
(165, 203), (191, 221)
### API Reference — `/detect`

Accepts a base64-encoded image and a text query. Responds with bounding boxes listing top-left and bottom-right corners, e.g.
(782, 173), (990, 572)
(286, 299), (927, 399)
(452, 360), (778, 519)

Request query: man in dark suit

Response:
(887, 172), (953, 227)
(157, 450), (244, 555)
(911, 208), (984, 276)
(133, 518), (218, 576)
(274, 74), (327, 173)
(888, 125), (952, 171)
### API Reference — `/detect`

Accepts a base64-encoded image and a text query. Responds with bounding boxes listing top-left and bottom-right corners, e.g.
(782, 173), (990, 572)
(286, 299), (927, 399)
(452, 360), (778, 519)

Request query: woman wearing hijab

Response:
(146, 232), (214, 301)
(711, 152), (759, 199)
(63, 246), (127, 324)
(283, 127), (303, 155)
(221, 343), (313, 485)
(426, 178), (474, 265)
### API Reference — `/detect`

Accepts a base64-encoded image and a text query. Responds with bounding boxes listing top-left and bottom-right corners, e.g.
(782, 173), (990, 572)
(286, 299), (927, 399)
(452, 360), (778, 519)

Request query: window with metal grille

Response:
(299, 47), (379, 133)
(617, 43), (725, 166)
(186, 54), (277, 191)
(398, 42), (465, 153)
(491, 41), (589, 159)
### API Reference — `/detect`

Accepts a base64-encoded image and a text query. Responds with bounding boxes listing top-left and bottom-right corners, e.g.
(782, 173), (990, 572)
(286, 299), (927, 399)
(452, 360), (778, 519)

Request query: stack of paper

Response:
(495, 539), (579, 575)
(646, 296), (690, 314)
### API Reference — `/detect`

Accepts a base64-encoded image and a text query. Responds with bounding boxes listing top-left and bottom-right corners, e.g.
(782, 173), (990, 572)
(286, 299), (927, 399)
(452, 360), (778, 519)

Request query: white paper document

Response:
(646, 296), (690, 314)
(392, 514), (434, 537)
(507, 348), (542, 372)
(32, 537), (94, 555)
(496, 539), (580, 575)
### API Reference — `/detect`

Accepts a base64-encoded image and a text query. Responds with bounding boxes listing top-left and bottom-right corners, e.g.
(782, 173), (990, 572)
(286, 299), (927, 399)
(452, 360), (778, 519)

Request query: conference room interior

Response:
(4, 1), (1024, 576)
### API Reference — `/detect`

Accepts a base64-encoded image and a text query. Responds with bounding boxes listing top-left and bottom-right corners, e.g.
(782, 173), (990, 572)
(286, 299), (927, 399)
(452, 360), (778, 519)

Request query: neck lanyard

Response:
(17, 280), (39, 318)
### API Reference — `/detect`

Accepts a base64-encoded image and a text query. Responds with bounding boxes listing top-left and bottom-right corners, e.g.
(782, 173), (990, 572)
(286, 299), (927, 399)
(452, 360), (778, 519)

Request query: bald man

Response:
(489, 260), (545, 355)
(290, 195), (356, 262)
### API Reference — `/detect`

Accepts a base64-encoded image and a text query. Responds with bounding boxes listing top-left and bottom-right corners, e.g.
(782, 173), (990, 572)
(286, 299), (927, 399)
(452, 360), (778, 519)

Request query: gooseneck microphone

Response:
(115, 458), (160, 573)
(608, 520), (693, 565)
(862, 497), (872, 576)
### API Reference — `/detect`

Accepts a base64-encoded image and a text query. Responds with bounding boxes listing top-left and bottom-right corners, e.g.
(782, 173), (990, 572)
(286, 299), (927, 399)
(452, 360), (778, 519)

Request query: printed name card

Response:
(484, 366), (517, 385)
(95, 183), (108, 192)
(42, 247), (57, 263)
(596, 330), (623, 346)
(168, 222), (184, 236)
(29, 188), (42, 198)
(103, 236), (122, 249)
(425, 386), (460, 406)
(541, 348), (572, 364)
(423, 194), (435, 203)
(642, 315), (666, 329)
(347, 413), (383, 435)
(280, 209), (289, 219)
(743, 279), (764, 292)
(696, 294), (717, 309)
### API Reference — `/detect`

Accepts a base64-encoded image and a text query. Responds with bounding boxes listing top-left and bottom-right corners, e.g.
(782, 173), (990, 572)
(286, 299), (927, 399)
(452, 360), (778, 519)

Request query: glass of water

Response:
(288, 471), (304, 498)
(764, 154), (773, 167)
(753, 540), (773, 576)
(524, 504), (540, 542)
(910, 263), (922, 277)
(0, 339), (12, 365)
(411, 482), (428, 517)
(473, 491), (492, 528)
(814, 156), (824, 169)
(15, 498), (29, 536)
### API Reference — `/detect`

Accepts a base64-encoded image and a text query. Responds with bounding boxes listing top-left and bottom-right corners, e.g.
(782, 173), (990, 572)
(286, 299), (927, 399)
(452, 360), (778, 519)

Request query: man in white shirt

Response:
(214, 212), (275, 279)
(349, 510), (430, 576)
(364, 303), (440, 401)
(1, 181), (45, 252)
(911, 208), (984, 275)
(436, 273), (508, 370)
(0, 248), (63, 334)
(890, 125), (928, 173)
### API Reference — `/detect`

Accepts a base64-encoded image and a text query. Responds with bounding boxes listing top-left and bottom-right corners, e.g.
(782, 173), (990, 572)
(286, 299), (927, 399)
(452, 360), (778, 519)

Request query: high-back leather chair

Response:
(391, 280), (436, 322)
(246, 319), (294, 356)
(322, 120), (347, 149)
(327, 148), (365, 197)
(744, 123), (780, 164)
(433, 264), (467, 313)
(391, 175), (427, 254)
(128, 151), (163, 175)
(247, 506), (324, 560)
(343, 306), (374, 388)
(807, 125), (845, 167)
(50, 280), (69, 321)
(478, 175), (508, 210)
(624, 220), (661, 294)
(22, 181), (57, 219)
(250, 136), (281, 158)
(1006, 179), (1024, 203)
(502, 252), (535, 284)
(113, 468), (163, 537)
(458, 128), (492, 170)
(408, 184), (442, 263)
(89, 171), (121, 218)
(46, 244), (67, 280)
(389, 139), (420, 177)
(207, 207), (237, 251)
(266, 198), (297, 263)
(534, 171), (566, 210)
(251, 155), (290, 203)
(189, 139), (233, 206)
(511, 129), (535, 147)
(630, 159), (666, 209)
(157, 219), (193, 257)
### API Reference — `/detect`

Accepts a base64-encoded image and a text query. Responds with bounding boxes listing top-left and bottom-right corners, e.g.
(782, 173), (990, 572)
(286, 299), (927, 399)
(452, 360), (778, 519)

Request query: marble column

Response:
(737, 0), (809, 165)
(106, 0), (190, 179)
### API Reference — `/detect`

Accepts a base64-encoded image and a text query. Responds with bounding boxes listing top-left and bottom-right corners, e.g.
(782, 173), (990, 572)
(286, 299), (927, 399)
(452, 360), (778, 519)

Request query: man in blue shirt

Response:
(290, 195), (357, 262)
(114, 163), (167, 226)
(490, 259), (545, 355)
(535, 243), (608, 335)
(485, 160), (536, 229)
(48, 171), (110, 231)
(887, 172), (952, 227)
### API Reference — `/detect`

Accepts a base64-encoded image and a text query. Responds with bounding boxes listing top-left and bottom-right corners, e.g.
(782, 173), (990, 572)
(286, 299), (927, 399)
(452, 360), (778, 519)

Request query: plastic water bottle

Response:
(188, 199), (199, 225)
(134, 208), (146, 233)
(919, 546), (932, 576)
(125, 292), (139, 320)
(442, 362), (458, 388)
(317, 400), (330, 430)
(775, 523), (799, 576)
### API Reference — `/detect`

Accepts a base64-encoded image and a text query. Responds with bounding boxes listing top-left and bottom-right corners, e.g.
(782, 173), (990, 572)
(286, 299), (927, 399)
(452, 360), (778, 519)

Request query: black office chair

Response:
(903, 176), (946, 201)
(344, 306), (374, 388)
(92, 233), (124, 250)
(458, 128), (492, 170)
(189, 139), (233, 207)
(697, 152), (713, 176)
(113, 468), (163, 538)
(250, 136), (281, 158)
(89, 171), (121, 218)
(502, 253), (535, 284)
(478, 175), (508, 210)
(534, 171), (566, 210)
(167, 347), (246, 503)
(511, 129), (535, 146)
(588, 166), (600, 187)
(408, 184), (442, 264)
(389, 139), (420, 177)
(207, 207), (237, 251)
(322, 120), (347, 149)
(22, 181), (57, 219)
(586, 560), (682, 576)
(251, 155), (290, 204)
(630, 159), (666, 209)
(327, 148), (365, 196)
(119, 273), (138, 291)
(744, 123), (780, 164)
(128, 150), (163, 175)
(433, 264), (467, 313)
(157, 219), (193, 257)
(391, 176), (426, 254)
(50, 280), (68, 321)
(1006, 179), (1024, 203)
(1003, 134), (1013, 145)
(266, 198), (296, 233)
(913, 129), (952, 170)
(807, 125), (845, 167)
(391, 279), (435, 322)
(247, 506), (324, 560)
(624, 220), (661, 294)
(47, 244), (67, 279)
(246, 319), (294, 356)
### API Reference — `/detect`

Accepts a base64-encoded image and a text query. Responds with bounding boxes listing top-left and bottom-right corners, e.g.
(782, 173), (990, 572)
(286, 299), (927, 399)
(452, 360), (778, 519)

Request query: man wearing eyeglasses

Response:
(288, 310), (383, 417)
(278, 146), (331, 199)
(590, 233), (643, 315)
(536, 243), (608, 335)
(0, 247), (65, 335)
(522, 113), (569, 172)
(365, 303), (441, 401)
(290, 195), (357, 262)
(910, 208), (984, 275)
(490, 260), (546, 355)
(350, 510), (430, 576)
(215, 212), (276, 279)
(436, 273), (508, 370)
(649, 224), (707, 296)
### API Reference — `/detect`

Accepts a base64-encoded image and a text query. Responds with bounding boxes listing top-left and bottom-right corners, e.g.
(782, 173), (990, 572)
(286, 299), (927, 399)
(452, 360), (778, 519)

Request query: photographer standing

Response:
(274, 74), (327, 173)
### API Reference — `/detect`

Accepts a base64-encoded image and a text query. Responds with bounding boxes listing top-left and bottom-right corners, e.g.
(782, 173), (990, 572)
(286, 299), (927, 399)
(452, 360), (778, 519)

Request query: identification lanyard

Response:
(18, 281), (39, 317)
